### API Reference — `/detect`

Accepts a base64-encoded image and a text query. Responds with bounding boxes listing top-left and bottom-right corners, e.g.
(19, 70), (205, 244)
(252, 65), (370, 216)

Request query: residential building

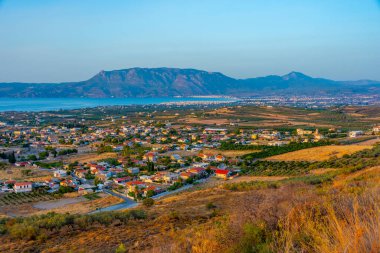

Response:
(14, 182), (33, 193)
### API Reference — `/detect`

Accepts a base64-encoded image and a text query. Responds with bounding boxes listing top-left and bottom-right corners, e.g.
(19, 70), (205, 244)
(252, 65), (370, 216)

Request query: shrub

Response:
(224, 181), (280, 191)
(206, 202), (216, 210)
(228, 222), (272, 253)
(1, 210), (146, 241)
(115, 243), (127, 253)
(142, 198), (155, 207)
(168, 182), (183, 191)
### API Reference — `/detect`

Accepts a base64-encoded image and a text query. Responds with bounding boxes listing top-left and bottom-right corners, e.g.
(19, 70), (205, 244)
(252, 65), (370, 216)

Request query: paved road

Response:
(89, 175), (213, 214)
(91, 184), (195, 213)
(90, 190), (137, 213)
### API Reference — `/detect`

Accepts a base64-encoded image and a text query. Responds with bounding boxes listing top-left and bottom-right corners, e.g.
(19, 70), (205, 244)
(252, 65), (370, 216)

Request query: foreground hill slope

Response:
(0, 68), (379, 97)
(1, 144), (379, 253)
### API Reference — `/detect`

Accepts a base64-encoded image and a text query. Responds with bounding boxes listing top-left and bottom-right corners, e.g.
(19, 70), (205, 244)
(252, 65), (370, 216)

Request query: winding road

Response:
(91, 184), (195, 213)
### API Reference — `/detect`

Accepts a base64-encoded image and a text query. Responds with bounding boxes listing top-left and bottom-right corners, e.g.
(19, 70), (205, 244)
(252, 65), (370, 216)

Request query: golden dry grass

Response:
(277, 167), (380, 253)
(0, 166), (52, 181)
(267, 145), (372, 161)
(1, 168), (379, 253)
(1, 161), (379, 253)
(208, 107), (236, 115)
(33, 195), (124, 215)
(181, 117), (230, 125)
(26, 176), (52, 182)
(203, 149), (260, 157)
(333, 166), (380, 189)
(0, 194), (123, 217)
(63, 152), (117, 163)
(154, 115), (178, 119)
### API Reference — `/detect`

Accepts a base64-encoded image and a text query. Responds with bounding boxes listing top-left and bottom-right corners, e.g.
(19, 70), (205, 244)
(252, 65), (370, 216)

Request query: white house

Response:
(14, 182), (33, 193)
(127, 167), (140, 174)
(53, 170), (67, 178)
(162, 172), (180, 184)
(349, 131), (364, 138)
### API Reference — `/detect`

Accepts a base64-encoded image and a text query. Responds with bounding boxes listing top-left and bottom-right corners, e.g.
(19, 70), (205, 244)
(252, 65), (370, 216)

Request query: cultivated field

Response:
(0, 191), (58, 207)
(267, 145), (373, 161)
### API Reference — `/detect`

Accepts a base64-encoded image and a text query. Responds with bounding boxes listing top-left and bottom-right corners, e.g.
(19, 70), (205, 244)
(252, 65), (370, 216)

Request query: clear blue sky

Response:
(1, 0), (380, 82)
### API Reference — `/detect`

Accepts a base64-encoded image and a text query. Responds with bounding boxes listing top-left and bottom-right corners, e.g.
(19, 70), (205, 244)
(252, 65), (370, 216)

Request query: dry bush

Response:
(148, 215), (230, 253)
(275, 191), (380, 253)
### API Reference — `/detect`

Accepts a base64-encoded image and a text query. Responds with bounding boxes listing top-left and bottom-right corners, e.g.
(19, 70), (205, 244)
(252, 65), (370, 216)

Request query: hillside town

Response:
(1, 112), (379, 209)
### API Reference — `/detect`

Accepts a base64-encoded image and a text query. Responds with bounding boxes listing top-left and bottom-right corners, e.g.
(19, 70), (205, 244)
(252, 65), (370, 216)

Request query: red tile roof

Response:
(215, 169), (229, 175)
(126, 180), (145, 186)
(14, 182), (32, 187)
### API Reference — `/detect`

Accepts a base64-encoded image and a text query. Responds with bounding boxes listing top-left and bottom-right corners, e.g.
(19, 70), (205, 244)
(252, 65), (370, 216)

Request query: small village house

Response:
(215, 169), (231, 179)
(14, 182), (33, 193)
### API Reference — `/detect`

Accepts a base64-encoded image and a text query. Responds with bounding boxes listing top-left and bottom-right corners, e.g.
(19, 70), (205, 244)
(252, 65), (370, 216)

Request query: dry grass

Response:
(203, 149), (260, 157)
(275, 165), (380, 253)
(277, 195), (380, 253)
(0, 193), (123, 217)
(333, 166), (380, 189)
(181, 117), (230, 125)
(267, 145), (372, 161)
(199, 175), (288, 189)
(154, 115), (178, 119)
(0, 166), (52, 181)
(33, 195), (124, 215)
(62, 152), (117, 163)
(1, 164), (379, 253)
(208, 107), (236, 115)
(310, 168), (337, 175)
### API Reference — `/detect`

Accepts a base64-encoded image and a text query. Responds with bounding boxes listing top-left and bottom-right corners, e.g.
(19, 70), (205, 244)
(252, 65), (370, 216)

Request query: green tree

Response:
(147, 161), (155, 172)
(8, 152), (16, 163)
(27, 154), (38, 161)
(38, 151), (49, 160)
(146, 190), (155, 198)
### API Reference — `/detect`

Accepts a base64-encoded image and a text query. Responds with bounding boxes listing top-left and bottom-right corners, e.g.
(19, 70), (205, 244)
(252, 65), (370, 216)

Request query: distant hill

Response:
(0, 68), (379, 98)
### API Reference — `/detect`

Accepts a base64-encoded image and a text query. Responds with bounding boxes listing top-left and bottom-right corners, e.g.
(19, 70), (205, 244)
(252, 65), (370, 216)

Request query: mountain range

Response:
(0, 68), (379, 98)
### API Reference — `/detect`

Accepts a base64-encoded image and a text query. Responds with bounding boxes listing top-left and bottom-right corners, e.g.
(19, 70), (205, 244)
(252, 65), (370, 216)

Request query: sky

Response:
(0, 0), (380, 83)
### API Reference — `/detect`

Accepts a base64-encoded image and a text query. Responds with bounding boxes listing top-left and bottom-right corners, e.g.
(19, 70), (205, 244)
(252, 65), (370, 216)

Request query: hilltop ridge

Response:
(0, 67), (379, 98)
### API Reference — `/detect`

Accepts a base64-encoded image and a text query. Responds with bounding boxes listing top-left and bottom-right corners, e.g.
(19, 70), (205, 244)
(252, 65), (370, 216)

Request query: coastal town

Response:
(2, 1), (380, 251)
(1, 105), (380, 216)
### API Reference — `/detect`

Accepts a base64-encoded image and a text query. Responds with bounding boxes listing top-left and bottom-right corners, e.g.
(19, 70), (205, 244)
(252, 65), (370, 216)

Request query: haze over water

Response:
(0, 97), (234, 112)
